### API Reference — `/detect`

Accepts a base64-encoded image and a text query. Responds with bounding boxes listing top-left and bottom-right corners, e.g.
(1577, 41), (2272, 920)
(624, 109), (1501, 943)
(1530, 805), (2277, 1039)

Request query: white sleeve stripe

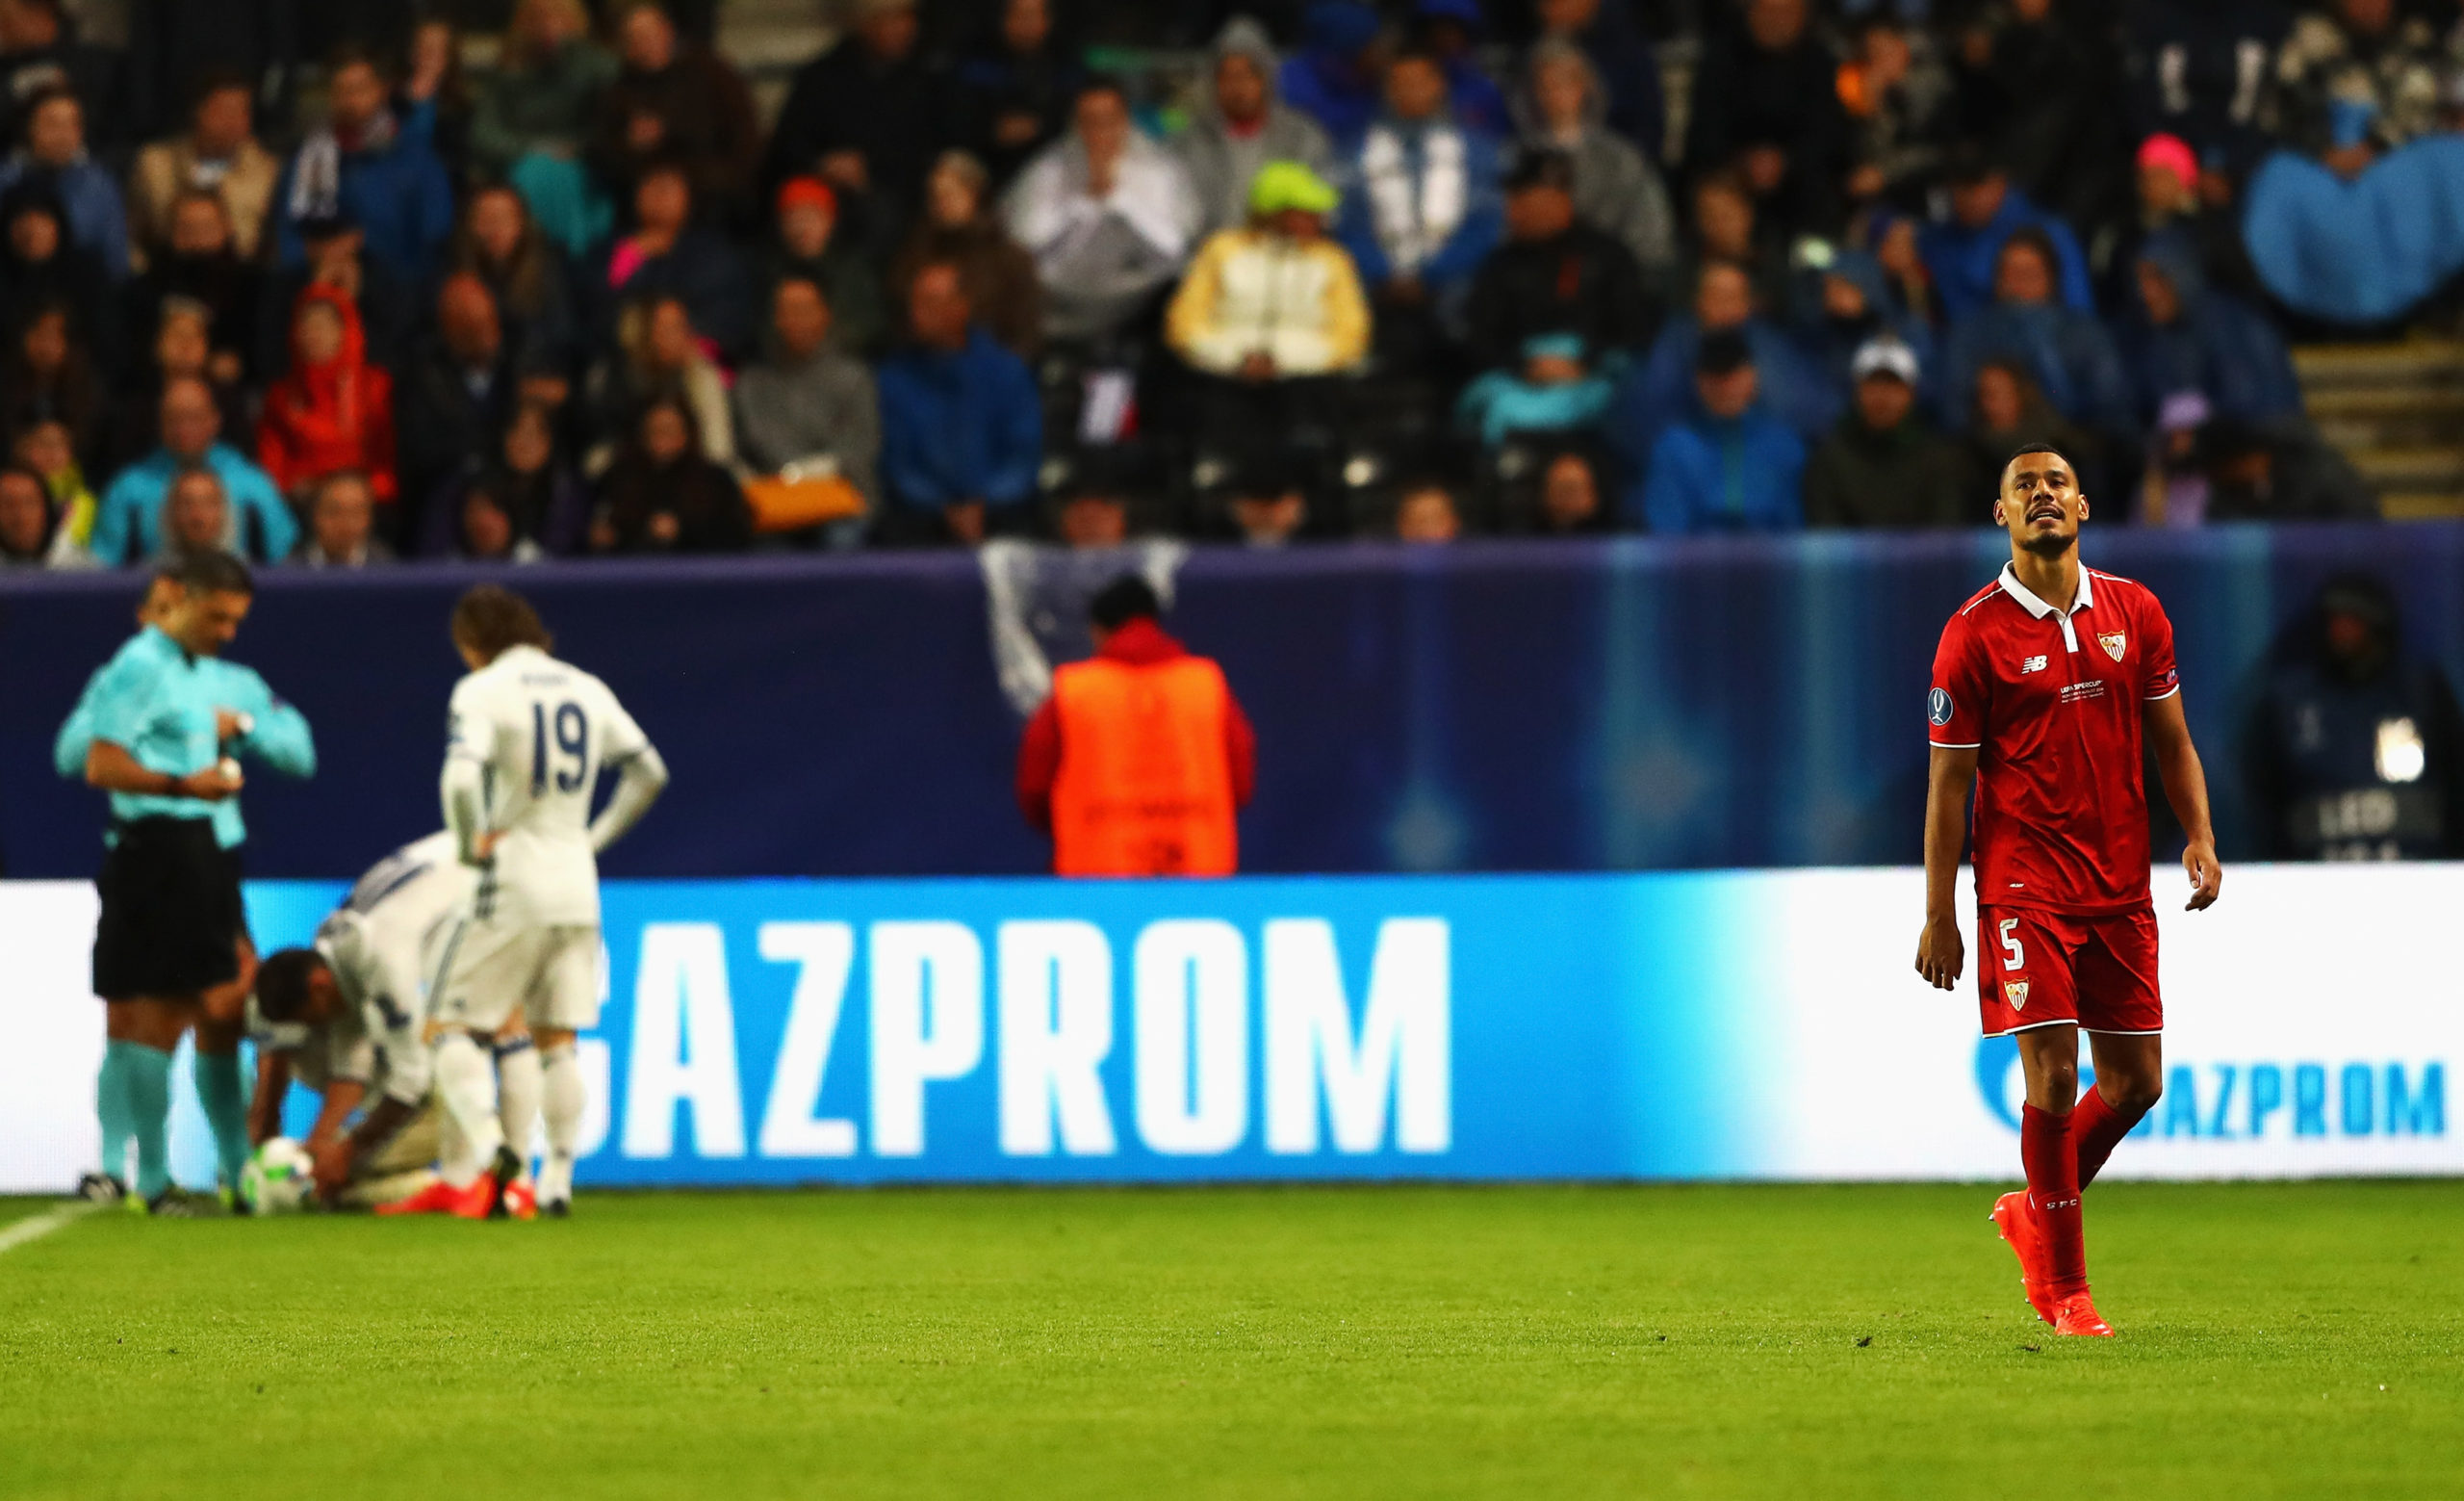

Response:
(2143, 686), (2182, 701)
(1929, 740), (1983, 749)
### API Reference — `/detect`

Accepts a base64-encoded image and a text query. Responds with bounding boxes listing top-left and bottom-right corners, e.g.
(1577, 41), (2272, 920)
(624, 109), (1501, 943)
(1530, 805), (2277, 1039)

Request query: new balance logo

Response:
(2020, 655), (2048, 674)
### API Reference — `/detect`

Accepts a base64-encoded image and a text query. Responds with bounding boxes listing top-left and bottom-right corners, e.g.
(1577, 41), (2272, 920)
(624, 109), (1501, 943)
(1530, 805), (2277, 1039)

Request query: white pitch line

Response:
(0, 1202), (101, 1257)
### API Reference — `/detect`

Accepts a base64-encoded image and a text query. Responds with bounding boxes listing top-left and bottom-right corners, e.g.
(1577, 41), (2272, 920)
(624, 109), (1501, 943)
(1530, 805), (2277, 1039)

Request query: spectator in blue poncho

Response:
(2120, 239), (2303, 429)
(1620, 259), (1836, 451)
(1917, 146), (2092, 322)
(1281, 2), (1386, 142)
(1790, 246), (1936, 422)
(1937, 228), (2133, 440)
(1630, 328), (1805, 535)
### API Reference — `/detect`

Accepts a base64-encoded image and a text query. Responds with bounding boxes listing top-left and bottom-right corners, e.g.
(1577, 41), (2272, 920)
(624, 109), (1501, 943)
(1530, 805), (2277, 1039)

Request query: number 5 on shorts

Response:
(1998, 918), (2025, 970)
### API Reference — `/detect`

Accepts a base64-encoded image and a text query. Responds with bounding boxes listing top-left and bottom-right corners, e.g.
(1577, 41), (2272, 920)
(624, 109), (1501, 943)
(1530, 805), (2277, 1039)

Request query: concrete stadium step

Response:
(2294, 339), (2464, 516)
(2293, 338), (2464, 392)
(2311, 389), (2464, 451)
(2349, 446), (2464, 490)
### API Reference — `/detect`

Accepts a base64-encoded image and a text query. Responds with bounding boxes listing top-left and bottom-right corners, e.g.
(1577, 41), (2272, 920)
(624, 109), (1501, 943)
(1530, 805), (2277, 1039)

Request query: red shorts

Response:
(1975, 905), (2163, 1037)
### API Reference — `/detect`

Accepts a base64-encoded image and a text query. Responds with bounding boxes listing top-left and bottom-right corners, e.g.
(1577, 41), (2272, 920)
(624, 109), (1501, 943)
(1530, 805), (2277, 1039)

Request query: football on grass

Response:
(242, 1138), (314, 1215)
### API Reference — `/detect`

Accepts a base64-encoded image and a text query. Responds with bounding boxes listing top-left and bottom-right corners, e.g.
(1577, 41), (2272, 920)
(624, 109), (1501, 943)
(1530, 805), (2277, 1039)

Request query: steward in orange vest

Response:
(1016, 576), (1257, 876)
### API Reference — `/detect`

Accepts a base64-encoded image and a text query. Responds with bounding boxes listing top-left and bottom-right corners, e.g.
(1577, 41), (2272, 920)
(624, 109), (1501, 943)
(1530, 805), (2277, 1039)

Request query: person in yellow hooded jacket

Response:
(1166, 160), (1368, 451)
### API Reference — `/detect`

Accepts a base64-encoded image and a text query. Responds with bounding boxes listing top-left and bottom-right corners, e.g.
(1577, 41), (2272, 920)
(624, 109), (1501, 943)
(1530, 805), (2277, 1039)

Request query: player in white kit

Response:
(426, 585), (668, 1218)
(249, 832), (543, 1211)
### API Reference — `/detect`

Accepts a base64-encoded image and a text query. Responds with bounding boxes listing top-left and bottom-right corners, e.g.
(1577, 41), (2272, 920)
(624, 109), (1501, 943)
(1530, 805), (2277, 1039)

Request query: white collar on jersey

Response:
(1998, 561), (2092, 619)
(1998, 561), (2094, 653)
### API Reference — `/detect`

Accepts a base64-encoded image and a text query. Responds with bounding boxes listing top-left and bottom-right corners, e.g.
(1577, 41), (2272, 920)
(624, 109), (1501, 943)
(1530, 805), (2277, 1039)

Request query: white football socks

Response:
(495, 1038), (543, 1181)
(432, 1031), (505, 1186)
(539, 1040), (584, 1205)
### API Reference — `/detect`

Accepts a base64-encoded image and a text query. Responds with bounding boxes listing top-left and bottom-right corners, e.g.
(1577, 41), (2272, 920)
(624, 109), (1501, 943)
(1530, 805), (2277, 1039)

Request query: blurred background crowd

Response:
(0, 0), (2454, 566)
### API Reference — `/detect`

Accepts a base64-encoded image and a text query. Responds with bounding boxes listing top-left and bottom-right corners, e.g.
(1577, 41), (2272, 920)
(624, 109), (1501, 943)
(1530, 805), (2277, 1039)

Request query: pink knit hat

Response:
(2136, 133), (2199, 188)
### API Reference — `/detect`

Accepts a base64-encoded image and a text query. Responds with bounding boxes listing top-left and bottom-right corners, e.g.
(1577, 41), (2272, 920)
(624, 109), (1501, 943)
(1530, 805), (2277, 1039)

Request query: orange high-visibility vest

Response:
(1048, 655), (1238, 877)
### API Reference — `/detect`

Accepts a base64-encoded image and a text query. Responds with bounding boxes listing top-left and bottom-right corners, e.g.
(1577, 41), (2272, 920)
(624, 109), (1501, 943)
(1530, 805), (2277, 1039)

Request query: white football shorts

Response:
(428, 919), (602, 1033)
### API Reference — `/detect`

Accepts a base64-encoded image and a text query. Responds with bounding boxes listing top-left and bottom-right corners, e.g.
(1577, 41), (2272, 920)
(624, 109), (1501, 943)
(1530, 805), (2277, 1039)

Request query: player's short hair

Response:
(451, 583), (554, 660)
(1090, 575), (1162, 631)
(253, 947), (324, 1023)
(2004, 442), (2070, 472)
(167, 549), (253, 597)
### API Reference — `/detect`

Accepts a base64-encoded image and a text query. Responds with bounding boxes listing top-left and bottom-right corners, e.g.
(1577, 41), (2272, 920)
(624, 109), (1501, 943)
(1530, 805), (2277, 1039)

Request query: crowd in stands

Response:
(0, 0), (2434, 569)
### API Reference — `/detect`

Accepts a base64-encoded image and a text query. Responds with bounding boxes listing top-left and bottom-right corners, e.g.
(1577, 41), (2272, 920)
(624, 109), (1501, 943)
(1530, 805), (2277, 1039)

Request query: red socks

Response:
(2020, 1104), (2087, 1297)
(2016, 1090), (2147, 1298)
(2071, 1086), (2147, 1189)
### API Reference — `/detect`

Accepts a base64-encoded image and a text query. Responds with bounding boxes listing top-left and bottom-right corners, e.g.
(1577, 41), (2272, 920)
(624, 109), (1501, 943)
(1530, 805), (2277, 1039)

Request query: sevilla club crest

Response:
(2003, 980), (2030, 1010)
(2098, 631), (2127, 662)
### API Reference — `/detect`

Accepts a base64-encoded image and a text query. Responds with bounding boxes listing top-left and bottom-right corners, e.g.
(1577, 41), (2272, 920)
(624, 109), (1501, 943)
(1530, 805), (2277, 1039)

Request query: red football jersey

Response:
(1929, 563), (2180, 915)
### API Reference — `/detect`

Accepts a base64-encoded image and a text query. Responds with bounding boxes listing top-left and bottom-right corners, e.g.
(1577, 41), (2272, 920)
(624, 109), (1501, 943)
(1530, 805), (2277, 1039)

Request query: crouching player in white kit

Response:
(248, 832), (546, 1213)
(427, 585), (667, 1218)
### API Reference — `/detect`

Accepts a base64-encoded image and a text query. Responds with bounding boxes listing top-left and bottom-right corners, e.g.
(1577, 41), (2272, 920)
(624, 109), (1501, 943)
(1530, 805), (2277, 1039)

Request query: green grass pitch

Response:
(2, 1181), (2459, 1499)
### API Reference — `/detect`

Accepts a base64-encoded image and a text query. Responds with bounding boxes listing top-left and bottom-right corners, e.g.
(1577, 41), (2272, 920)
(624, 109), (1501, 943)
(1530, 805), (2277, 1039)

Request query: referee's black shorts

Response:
(92, 816), (242, 1000)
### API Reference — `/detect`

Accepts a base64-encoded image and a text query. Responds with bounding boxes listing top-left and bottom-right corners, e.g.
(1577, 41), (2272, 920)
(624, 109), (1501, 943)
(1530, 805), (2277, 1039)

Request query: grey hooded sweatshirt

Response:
(1516, 39), (1678, 297)
(1176, 17), (1337, 238)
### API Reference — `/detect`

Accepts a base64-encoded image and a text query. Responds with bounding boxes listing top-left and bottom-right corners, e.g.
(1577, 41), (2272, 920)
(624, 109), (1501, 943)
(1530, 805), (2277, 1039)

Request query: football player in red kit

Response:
(1914, 444), (2222, 1337)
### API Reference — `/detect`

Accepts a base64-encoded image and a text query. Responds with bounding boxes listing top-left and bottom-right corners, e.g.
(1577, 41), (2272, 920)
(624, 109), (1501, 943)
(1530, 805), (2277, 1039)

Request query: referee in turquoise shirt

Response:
(62, 553), (316, 1213)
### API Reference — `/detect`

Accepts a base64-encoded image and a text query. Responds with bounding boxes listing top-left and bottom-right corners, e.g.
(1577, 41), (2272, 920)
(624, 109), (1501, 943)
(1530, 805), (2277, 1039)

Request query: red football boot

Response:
(2051, 1291), (2115, 1338)
(446, 1172), (500, 1220)
(500, 1178), (538, 1221)
(375, 1178), (466, 1217)
(452, 1147), (527, 1222)
(1990, 1190), (2056, 1325)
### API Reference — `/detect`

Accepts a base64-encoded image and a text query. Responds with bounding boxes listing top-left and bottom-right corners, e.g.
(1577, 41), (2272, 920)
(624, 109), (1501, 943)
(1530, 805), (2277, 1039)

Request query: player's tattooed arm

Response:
(1915, 745), (1980, 991)
(2143, 692), (2221, 911)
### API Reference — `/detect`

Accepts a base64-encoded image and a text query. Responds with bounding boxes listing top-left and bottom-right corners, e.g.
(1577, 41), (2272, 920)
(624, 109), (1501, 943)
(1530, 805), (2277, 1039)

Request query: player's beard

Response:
(2019, 527), (2077, 559)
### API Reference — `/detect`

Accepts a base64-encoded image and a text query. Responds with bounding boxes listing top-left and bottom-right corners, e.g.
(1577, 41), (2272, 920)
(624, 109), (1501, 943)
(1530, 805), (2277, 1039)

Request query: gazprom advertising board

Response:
(0, 867), (2451, 1192)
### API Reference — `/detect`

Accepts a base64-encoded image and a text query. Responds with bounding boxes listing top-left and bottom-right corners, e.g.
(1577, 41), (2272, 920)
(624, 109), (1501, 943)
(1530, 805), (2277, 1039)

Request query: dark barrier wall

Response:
(8, 525), (2464, 880)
